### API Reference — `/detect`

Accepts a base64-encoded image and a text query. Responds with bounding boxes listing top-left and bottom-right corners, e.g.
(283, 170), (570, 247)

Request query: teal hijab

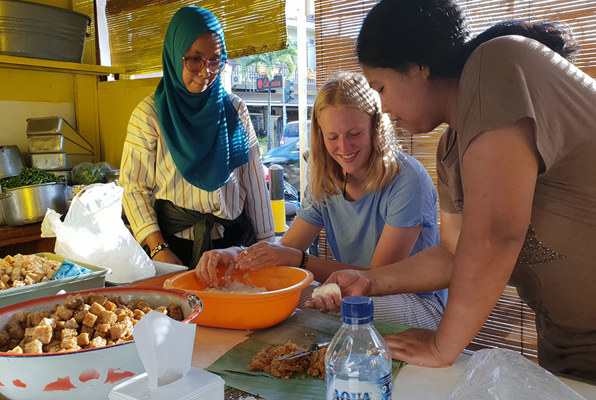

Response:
(154, 6), (248, 191)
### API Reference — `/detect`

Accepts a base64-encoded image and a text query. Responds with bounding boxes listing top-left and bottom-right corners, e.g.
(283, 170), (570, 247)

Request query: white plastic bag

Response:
(449, 348), (586, 400)
(41, 183), (155, 284)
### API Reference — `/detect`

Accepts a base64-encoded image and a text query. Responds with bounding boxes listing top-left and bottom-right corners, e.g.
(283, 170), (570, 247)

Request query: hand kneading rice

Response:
(204, 280), (266, 294)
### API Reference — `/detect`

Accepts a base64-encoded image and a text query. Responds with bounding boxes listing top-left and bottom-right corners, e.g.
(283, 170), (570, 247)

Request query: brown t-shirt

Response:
(436, 35), (596, 380)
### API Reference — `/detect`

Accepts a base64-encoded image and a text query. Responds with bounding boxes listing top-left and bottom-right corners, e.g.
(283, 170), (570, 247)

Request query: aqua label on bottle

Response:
(328, 371), (392, 400)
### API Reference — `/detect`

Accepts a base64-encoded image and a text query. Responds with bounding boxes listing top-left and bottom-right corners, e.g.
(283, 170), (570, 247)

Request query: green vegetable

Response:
(0, 168), (64, 189)
(71, 162), (113, 185)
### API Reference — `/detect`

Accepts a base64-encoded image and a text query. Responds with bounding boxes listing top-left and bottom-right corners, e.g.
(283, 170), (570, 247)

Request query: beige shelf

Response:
(0, 54), (124, 77)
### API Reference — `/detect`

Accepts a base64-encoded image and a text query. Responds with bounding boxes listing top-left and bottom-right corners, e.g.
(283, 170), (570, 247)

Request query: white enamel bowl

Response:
(0, 286), (202, 400)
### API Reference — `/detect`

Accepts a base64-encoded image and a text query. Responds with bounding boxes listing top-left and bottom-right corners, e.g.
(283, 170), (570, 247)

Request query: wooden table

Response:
(0, 222), (55, 257)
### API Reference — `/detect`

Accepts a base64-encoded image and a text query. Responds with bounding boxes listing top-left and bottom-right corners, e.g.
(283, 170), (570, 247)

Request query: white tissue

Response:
(133, 311), (196, 389)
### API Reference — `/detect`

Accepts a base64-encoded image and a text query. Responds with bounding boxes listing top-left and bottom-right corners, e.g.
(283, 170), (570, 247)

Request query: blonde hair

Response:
(308, 72), (400, 203)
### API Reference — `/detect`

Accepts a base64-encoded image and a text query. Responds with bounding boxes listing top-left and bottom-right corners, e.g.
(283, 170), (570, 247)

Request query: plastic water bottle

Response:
(326, 296), (392, 400)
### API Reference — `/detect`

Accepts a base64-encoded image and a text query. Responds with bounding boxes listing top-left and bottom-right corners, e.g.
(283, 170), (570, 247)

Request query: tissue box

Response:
(109, 368), (224, 400)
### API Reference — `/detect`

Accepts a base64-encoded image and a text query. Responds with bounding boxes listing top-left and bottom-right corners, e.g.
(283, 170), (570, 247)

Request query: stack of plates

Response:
(26, 116), (95, 184)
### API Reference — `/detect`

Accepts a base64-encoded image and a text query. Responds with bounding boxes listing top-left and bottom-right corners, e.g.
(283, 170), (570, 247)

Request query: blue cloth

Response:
(297, 152), (447, 307)
(154, 6), (248, 191)
(53, 260), (92, 280)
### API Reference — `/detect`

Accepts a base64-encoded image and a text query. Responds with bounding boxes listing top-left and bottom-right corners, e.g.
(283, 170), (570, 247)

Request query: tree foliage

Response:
(236, 41), (297, 83)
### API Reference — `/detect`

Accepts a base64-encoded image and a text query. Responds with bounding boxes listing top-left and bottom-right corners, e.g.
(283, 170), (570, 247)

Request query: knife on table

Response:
(275, 341), (330, 361)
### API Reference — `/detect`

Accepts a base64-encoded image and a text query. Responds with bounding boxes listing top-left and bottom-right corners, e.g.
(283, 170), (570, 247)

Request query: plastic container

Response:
(109, 368), (224, 400)
(325, 296), (393, 400)
(0, 252), (110, 309)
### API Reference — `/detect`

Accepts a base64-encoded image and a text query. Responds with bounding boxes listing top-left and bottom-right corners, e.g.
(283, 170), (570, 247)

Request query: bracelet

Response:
(150, 242), (170, 259)
(299, 250), (309, 269)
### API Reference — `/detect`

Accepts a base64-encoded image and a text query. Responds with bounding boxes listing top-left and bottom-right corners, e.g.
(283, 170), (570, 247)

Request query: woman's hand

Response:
(234, 241), (302, 271)
(195, 248), (238, 287)
(152, 248), (183, 265)
(304, 269), (373, 313)
(383, 328), (454, 368)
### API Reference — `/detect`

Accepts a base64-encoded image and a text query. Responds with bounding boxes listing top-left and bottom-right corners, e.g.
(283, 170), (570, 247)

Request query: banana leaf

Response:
(207, 308), (410, 399)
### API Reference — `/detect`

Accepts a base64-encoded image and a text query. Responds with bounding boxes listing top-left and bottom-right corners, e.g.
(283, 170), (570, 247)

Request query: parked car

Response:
(280, 120), (311, 146)
(262, 120), (311, 190)
(262, 141), (301, 189)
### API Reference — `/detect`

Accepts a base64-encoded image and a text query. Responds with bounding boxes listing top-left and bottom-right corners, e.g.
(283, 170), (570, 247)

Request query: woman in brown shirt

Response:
(309, 0), (596, 381)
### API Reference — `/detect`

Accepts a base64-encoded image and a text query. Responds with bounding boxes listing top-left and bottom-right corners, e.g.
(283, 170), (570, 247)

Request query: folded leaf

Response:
(208, 308), (409, 399)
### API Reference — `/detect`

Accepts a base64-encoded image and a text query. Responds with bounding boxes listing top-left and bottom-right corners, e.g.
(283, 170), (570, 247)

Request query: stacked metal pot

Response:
(0, 146), (68, 227)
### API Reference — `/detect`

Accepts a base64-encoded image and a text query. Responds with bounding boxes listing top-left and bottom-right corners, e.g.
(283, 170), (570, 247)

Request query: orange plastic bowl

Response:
(164, 267), (313, 330)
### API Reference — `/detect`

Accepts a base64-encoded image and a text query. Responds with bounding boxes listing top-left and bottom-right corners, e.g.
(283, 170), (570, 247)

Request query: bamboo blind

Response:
(462, 0), (596, 77)
(75, 0), (287, 75)
(466, 286), (538, 361)
(72, 0), (97, 64)
(314, 0), (596, 361)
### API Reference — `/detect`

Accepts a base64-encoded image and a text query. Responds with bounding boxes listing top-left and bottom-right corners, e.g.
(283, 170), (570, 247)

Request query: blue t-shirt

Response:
(297, 152), (447, 307)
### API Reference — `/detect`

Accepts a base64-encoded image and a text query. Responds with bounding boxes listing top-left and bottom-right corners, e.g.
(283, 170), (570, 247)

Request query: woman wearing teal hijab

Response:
(120, 6), (275, 268)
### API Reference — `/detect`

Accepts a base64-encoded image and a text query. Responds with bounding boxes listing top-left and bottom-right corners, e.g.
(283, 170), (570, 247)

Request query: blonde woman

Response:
(197, 72), (446, 329)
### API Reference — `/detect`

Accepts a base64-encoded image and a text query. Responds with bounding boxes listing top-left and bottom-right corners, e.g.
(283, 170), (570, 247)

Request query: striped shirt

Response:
(120, 93), (274, 245)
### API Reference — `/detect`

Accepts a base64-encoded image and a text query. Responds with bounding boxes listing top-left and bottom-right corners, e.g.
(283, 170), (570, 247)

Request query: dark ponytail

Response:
(357, 0), (579, 78)
(464, 20), (579, 62)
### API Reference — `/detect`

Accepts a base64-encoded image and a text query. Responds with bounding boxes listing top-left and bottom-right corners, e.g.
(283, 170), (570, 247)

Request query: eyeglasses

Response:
(182, 56), (227, 74)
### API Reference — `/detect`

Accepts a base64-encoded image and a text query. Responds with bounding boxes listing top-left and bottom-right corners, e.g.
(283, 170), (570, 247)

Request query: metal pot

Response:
(0, 0), (91, 63)
(0, 182), (67, 226)
(0, 145), (25, 179)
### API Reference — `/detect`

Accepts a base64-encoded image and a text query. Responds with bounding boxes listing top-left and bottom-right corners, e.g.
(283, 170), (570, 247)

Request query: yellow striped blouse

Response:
(120, 93), (275, 245)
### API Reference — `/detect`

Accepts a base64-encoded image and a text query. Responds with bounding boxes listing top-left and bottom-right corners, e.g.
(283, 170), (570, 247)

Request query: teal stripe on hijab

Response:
(154, 6), (249, 192)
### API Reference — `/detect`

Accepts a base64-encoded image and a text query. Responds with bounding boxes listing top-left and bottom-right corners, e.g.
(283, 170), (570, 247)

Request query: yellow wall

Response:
(0, 60), (153, 169)
(97, 78), (160, 168)
(0, 60), (155, 171)
(0, 65), (88, 157)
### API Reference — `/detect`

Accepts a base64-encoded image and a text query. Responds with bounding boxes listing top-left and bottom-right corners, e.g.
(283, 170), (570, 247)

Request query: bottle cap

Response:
(341, 296), (374, 325)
